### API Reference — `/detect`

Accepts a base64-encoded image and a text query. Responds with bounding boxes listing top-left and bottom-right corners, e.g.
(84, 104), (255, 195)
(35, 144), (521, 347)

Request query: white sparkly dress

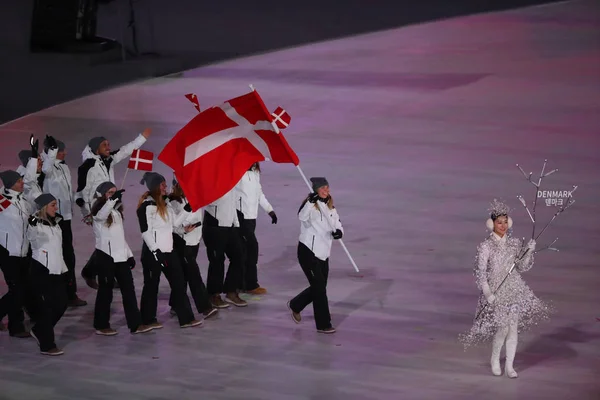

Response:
(460, 232), (550, 349)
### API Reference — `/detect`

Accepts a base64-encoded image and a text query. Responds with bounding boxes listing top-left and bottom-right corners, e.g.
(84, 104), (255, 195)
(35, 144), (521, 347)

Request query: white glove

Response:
(527, 239), (536, 251)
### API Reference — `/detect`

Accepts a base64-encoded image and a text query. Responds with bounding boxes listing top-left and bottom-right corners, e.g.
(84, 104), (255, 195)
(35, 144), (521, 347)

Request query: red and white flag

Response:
(271, 107), (291, 129)
(0, 194), (12, 212)
(128, 149), (154, 171)
(159, 90), (300, 210)
(185, 93), (201, 112)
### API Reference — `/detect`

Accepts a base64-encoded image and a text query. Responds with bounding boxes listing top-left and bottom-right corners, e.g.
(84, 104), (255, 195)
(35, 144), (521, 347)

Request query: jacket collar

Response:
(3, 188), (23, 200)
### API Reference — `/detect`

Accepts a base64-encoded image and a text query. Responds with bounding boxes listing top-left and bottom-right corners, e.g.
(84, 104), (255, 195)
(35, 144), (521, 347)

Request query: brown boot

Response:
(95, 328), (118, 336)
(247, 287), (267, 295)
(225, 292), (248, 307)
(203, 307), (219, 319)
(132, 324), (153, 334)
(210, 295), (230, 309)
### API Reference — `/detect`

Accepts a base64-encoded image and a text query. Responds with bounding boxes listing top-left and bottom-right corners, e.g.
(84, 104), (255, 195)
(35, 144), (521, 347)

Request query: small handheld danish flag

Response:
(128, 149), (154, 171)
(0, 194), (12, 213)
(185, 93), (201, 112)
(271, 107), (291, 129)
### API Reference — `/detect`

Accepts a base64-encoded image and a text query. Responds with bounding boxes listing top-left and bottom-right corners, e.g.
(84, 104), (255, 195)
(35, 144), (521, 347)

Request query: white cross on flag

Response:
(128, 149), (154, 171)
(158, 89), (300, 210)
(271, 107), (291, 129)
(185, 93), (201, 112)
(0, 194), (12, 213)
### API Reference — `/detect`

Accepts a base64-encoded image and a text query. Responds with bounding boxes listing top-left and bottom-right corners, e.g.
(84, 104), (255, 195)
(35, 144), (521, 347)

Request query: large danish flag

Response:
(158, 90), (299, 210)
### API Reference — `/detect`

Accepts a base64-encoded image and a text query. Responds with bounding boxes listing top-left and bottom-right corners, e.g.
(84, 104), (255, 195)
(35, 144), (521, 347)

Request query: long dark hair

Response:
(92, 196), (124, 227)
(168, 182), (185, 203)
(137, 187), (168, 220)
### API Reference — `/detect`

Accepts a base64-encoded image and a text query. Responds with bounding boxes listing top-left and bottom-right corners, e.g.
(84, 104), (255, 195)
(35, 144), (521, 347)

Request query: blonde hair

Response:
(137, 189), (168, 220)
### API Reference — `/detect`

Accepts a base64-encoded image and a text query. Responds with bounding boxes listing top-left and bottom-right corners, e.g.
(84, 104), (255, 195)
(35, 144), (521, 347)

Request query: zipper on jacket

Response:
(4, 232), (7, 249)
(45, 252), (49, 268)
(108, 241), (112, 256)
(154, 231), (157, 243)
(311, 235), (315, 252)
(239, 198), (242, 213)
(215, 206), (218, 220)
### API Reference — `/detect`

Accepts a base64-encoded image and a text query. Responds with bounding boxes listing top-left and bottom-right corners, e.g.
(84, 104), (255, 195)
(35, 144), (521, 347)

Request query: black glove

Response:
(269, 211), (277, 224)
(184, 203), (192, 212)
(75, 198), (85, 207)
(30, 134), (39, 158)
(332, 229), (343, 240)
(308, 192), (319, 204)
(28, 215), (38, 227)
(127, 257), (136, 270)
(152, 249), (167, 266)
(45, 135), (58, 150)
(110, 189), (125, 202)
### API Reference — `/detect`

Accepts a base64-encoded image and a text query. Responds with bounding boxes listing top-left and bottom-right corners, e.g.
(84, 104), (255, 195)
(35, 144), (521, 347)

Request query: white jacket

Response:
(19, 158), (43, 207)
(137, 196), (190, 253)
(42, 148), (74, 220)
(75, 133), (147, 213)
(170, 197), (203, 246)
(93, 199), (134, 263)
(27, 213), (68, 275)
(204, 188), (239, 228)
(298, 200), (344, 261)
(234, 169), (274, 220)
(0, 188), (34, 257)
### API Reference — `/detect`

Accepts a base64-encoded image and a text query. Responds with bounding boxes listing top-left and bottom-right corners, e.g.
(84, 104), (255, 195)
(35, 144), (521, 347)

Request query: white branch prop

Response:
(248, 83), (360, 273)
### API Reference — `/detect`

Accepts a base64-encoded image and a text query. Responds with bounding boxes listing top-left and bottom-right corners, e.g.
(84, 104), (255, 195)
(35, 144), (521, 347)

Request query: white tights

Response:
(491, 316), (519, 378)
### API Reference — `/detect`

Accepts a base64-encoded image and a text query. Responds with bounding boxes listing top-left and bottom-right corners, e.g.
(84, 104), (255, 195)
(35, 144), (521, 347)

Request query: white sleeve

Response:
(298, 200), (313, 222)
(42, 148), (58, 176)
(23, 158), (42, 204)
(93, 199), (117, 222)
(475, 242), (493, 298)
(112, 134), (147, 164)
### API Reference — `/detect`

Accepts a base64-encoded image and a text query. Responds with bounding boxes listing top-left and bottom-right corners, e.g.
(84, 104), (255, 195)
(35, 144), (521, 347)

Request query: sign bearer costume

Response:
(459, 199), (550, 378)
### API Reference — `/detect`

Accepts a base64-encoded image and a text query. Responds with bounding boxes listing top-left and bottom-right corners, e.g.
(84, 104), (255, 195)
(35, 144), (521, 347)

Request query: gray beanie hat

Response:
(18, 150), (33, 167)
(88, 136), (107, 154)
(140, 172), (165, 192)
(0, 170), (22, 190)
(34, 193), (56, 209)
(96, 181), (117, 198)
(310, 177), (329, 192)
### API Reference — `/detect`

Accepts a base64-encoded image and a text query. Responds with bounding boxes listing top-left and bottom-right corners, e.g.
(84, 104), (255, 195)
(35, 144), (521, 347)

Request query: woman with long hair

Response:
(287, 177), (343, 334)
(27, 194), (69, 355)
(136, 172), (202, 329)
(91, 181), (152, 335)
(168, 180), (218, 320)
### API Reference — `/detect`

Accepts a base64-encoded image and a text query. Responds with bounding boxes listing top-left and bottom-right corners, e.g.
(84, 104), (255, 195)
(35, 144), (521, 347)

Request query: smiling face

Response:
(493, 215), (509, 237)
(46, 200), (58, 217)
(105, 187), (117, 199)
(97, 140), (111, 157)
(316, 185), (330, 199)
(159, 181), (167, 196)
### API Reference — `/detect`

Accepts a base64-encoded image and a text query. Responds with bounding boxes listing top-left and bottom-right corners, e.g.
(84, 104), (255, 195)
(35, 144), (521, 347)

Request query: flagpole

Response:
(248, 84), (360, 273)
(120, 168), (129, 190)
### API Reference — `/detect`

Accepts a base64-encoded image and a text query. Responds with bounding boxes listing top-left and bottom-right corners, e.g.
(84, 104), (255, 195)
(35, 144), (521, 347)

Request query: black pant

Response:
(140, 244), (195, 326)
(81, 249), (98, 279)
(289, 243), (332, 330)
(58, 219), (77, 300)
(170, 236), (212, 314)
(237, 211), (259, 291)
(202, 224), (244, 295)
(29, 262), (67, 352)
(0, 255), (31, 335)
(94, 250), (143, 332)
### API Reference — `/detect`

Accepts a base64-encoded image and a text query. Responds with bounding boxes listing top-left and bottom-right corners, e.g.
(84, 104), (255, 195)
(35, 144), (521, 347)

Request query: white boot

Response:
(505, 327), (518, 378)
(491, 327), (507, 376)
